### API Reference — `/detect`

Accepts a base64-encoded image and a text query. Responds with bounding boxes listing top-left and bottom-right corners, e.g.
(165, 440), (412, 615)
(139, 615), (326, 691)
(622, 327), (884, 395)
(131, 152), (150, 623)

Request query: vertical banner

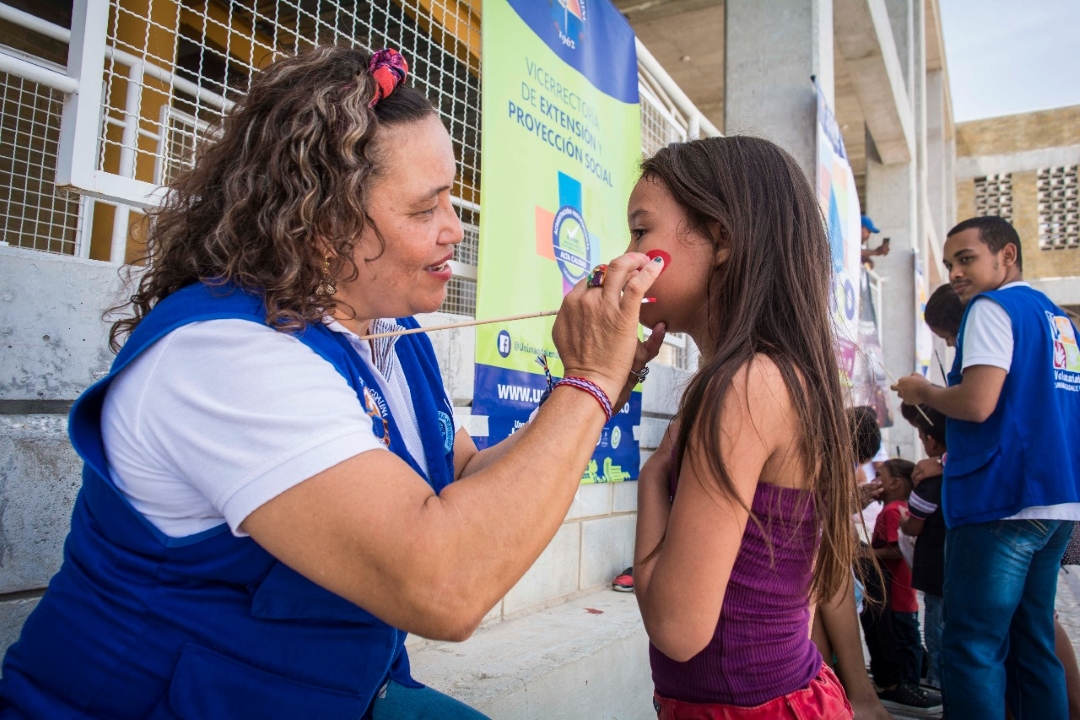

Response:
(472, 0), (643, 482)
(852, 269), (895, 427)
(914, 252), (933, 377)
(814, 82), (863, 386)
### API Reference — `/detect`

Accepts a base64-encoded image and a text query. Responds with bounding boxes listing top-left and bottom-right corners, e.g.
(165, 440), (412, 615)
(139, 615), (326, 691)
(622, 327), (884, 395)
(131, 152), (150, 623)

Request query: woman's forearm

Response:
(242, 383), (614, 641)
(455, 425), (525, 480)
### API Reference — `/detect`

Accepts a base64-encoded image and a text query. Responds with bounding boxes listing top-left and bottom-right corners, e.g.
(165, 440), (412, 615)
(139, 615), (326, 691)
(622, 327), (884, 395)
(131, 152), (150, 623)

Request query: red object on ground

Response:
(645, 249), (672, 273)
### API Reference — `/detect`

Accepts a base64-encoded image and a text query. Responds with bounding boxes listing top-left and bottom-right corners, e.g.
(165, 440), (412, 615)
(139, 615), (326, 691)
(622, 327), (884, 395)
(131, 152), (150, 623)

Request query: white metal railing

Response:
(636, 39), (720, 141)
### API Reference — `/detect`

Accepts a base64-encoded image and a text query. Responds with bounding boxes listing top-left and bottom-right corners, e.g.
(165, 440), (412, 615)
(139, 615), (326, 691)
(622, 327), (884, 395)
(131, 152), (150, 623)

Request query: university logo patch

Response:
(1048, 312), (1080, 372)
(438, 411), (455, 453)
(363, 386), (391, 447)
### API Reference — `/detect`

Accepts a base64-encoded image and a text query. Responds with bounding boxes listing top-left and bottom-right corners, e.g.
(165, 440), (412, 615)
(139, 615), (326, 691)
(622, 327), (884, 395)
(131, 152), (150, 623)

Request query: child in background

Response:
(898, 403), (948, 693)
(923, 282), (966, 349)
(850, 406), (885, 545)
(861, 459), (940, 711)
(810, 407), (893, 720)
(631, 136), (859, 718)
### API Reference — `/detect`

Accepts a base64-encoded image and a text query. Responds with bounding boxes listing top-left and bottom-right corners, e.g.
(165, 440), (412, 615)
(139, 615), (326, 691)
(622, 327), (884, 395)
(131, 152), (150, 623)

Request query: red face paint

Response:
(645, 249), (671, 273)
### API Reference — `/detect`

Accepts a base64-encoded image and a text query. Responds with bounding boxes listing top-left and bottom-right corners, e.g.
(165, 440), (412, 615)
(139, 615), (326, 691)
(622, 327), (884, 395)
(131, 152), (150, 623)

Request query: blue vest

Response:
(0, 283), (456, 719)
(943, 285), (1080, 528)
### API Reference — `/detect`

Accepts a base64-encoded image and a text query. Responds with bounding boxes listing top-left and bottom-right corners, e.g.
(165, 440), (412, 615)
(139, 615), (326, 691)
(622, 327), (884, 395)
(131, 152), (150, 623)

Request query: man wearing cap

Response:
(862, 215), (891, 268)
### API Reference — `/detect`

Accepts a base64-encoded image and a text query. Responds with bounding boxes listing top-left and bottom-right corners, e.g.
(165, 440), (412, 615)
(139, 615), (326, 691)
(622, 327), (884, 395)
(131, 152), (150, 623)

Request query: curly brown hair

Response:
(108, 45), (436, 350)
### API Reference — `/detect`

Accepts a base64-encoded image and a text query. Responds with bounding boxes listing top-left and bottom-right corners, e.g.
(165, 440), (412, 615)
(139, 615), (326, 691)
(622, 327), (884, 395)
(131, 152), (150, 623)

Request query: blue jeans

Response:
(923, 594), (944, 690)
(370, 680), (490, 719)
(942, 519), (1072, 719)
(892, 611), (924, 686)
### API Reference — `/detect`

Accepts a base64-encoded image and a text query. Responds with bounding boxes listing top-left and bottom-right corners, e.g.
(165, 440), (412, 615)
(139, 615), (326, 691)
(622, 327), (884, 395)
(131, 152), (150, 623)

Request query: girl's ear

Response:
(709, 222), (727, 267)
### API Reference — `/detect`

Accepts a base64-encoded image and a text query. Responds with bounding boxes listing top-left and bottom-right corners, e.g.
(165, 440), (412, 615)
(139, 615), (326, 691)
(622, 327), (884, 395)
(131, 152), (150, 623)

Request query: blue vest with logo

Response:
(943, 285), (1080, 528)
(0, 283), (456, 719)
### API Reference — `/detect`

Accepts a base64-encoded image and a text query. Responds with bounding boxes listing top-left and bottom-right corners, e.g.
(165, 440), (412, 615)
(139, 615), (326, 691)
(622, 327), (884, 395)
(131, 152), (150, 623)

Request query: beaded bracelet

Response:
(554, 376), (613, 422)
(534, 355), (613, 422)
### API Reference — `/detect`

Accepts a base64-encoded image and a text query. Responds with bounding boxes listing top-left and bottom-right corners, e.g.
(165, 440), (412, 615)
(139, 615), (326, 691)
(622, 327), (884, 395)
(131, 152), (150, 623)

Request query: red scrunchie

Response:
(368, 48), (409, 108)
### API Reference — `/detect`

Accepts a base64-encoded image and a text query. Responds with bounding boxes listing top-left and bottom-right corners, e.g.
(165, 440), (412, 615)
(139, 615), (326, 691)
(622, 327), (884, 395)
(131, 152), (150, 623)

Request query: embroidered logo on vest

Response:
(438, 411), (454, 453)
(363, 386), (391, 447)
(1049, 312), (1080, 373)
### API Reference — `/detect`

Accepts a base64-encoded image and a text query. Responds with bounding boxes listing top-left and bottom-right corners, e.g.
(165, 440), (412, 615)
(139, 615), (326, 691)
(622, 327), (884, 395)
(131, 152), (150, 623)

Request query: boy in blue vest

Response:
(894, 215), (1080, 719)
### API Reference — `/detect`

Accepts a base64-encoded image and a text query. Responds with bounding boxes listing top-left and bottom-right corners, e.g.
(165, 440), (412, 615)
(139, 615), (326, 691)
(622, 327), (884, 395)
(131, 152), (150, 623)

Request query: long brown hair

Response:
(642, 136), (858, 603)
(109, 45), (436, 350)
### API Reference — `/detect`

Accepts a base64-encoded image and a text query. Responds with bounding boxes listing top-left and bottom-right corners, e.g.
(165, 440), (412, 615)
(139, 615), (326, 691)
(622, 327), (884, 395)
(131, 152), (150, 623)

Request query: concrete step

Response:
(406, 590), (654, 720)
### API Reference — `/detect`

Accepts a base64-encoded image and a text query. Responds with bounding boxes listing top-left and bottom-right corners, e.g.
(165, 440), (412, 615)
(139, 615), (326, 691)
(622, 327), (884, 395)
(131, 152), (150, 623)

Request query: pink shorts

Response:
(653, 664), (853, 720)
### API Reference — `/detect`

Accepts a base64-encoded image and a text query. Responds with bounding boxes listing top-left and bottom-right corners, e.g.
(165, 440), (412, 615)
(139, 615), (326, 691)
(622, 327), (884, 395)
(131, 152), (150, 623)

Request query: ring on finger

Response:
(629, 366), (649, 384)
(587, 264), (608, 288)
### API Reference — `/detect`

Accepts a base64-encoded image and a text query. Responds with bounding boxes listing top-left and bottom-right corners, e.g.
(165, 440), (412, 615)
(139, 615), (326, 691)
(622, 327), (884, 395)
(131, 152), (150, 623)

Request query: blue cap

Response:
(861, 215), (880, 233)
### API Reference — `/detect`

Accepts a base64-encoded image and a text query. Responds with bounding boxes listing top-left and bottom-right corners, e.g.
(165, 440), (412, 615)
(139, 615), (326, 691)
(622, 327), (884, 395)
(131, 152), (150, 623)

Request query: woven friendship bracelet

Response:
(555, 376), (613, 422)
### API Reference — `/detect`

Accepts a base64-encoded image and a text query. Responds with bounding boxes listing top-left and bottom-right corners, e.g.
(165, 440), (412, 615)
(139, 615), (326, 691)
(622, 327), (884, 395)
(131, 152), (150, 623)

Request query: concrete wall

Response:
(0, 244), (687, 664)
(1009, 171), (1080, 282)
(0, 245), (129, 654)
(956, 105), (1080, 158)
(953, 106), (1080, 287)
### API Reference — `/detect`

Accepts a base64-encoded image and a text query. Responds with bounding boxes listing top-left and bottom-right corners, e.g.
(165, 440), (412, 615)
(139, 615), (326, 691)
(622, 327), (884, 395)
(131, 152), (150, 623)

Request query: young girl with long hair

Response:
(630, 136), (860, 719)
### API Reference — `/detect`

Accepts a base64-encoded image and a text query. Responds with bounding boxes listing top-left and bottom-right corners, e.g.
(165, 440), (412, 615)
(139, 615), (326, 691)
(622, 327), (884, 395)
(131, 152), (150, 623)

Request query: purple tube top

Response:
(650, 480), (822, 706)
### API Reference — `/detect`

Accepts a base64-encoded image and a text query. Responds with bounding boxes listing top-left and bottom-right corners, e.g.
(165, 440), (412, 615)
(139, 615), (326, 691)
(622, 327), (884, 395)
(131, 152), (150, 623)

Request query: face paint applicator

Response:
(360, 252), (668, 340)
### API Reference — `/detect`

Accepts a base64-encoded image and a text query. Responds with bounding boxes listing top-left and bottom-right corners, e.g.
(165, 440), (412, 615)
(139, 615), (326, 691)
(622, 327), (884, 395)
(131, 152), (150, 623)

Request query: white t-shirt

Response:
(101, 317), (457, 538)
(960, 281), (1026, 373)
(960, 282), (1080, 521)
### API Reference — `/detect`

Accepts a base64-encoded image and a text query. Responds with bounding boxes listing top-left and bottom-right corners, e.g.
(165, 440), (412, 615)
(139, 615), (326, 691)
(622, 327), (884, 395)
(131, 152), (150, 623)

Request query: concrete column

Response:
(866, 0), (920, 460)
(724, 0), (834, 182)
(926, 69), (947, 249)
(914, 0), (927, 263)
(945, 136), (957, 228)
(886, 0), (913, 96)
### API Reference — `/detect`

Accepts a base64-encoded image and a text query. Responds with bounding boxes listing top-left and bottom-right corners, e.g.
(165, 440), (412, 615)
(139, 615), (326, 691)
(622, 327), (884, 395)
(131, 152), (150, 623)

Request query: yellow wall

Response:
(955, 171), (1080, 281)
(956, 177), (975, 223)
(956, 105), (1080, 158)
(954, 105), (1080, 280)
(1009, 171), (1080, 279)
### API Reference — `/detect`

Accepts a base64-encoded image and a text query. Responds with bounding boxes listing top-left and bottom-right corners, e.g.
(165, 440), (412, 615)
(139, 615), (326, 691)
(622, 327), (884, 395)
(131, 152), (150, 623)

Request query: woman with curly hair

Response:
(0, 46), (663, 719)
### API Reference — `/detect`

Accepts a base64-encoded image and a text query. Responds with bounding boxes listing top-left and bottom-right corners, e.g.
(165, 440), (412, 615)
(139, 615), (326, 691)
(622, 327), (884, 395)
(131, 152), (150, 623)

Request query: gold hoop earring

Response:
(315, 257), (337, 297)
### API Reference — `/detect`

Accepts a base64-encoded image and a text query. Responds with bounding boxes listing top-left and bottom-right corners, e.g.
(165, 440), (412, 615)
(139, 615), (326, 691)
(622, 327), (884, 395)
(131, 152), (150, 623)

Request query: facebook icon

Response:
(497, 330), (512, 358)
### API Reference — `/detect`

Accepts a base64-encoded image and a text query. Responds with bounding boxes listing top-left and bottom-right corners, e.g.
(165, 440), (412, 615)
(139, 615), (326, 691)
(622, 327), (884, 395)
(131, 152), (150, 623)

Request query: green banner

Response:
(473, 0), (643, 482)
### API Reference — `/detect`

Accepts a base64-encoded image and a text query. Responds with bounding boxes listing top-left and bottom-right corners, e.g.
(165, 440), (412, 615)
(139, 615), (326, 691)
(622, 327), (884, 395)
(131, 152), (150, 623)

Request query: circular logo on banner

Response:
(552, 206), (591, 287)
(610, 426), (622, 449)
(497, 329), (512, 358)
